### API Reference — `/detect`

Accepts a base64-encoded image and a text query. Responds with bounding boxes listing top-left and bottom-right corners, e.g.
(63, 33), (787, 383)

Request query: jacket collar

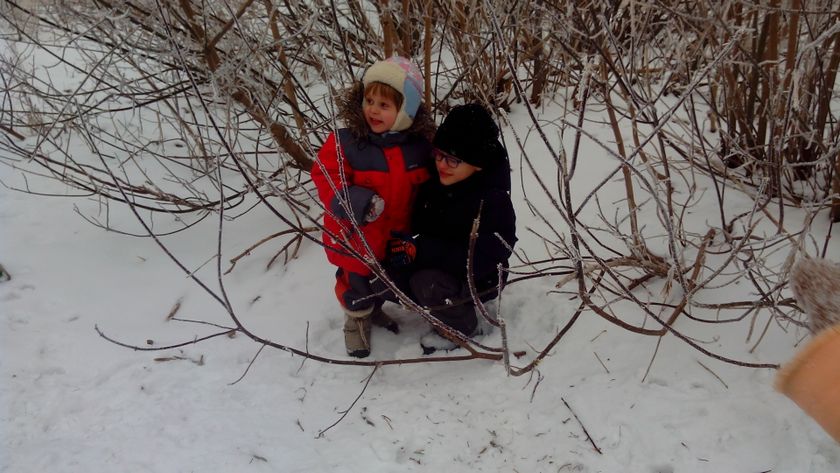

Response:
(367, 131), (409, 147)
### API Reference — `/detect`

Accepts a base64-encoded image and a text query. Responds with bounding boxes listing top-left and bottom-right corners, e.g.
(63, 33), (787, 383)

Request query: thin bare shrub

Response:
(1, 0), (837, 373)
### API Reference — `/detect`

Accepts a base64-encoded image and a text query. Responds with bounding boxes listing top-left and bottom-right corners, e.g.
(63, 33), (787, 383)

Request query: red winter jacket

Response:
(312, 129), (432, 275)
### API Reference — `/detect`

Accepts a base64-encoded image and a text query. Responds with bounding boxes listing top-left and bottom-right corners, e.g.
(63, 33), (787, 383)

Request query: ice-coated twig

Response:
(316, 364), (379, 439)
(561, 397), (602, 455)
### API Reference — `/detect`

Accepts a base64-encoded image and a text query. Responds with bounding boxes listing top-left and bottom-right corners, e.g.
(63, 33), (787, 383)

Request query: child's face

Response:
(434, 149), (482, 186)
(363, 91), (398, 134)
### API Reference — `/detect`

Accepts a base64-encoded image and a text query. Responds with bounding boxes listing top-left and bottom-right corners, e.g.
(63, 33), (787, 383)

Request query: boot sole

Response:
(347, 349), (371, 358)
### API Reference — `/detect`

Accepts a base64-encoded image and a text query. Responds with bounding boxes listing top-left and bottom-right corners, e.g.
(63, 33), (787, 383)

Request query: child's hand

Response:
(364, 194), (385, 223)
(331, 186), (380, 224)
(387, 235), (416, 267)
(776, 257), (840, 444)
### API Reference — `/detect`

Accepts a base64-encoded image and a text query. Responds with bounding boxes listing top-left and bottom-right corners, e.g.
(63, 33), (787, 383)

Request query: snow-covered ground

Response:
(3, 113), (840, 472)
(2, 21), (840, 473)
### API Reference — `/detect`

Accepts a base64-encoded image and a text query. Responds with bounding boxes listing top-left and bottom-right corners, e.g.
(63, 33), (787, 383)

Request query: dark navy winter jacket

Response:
(411, 160), (517, 292)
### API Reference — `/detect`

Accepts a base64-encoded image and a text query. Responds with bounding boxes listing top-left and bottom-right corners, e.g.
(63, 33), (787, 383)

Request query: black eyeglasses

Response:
(434, 149), (463, 168)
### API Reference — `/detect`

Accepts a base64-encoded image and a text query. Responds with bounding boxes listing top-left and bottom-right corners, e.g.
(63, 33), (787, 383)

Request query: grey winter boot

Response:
(344, 309), (372, 358)
(420, 330), (458, 355)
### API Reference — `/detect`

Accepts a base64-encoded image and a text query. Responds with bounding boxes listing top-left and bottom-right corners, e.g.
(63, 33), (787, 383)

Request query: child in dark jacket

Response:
(311, 56), (434, 358)
(387, 103), (517, 348)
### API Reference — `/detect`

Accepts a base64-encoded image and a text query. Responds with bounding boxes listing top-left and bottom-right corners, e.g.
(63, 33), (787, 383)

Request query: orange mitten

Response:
(777, 257), (840, 443)
(775, 324), (840, 443)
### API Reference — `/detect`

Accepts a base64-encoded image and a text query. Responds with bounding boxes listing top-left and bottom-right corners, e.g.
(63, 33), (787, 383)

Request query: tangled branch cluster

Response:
(1, 0), (838, 372)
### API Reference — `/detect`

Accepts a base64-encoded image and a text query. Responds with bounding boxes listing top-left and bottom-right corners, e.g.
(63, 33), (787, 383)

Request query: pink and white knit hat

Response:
(362, 56), (424, 132)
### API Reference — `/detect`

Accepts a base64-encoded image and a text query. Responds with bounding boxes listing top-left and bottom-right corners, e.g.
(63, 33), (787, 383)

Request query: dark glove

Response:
(387, 234), (416, 267)
(330, 186), (379, 224)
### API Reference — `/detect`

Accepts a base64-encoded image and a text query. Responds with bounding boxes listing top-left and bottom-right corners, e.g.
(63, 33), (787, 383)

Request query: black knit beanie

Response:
(433, 103), (506, 169)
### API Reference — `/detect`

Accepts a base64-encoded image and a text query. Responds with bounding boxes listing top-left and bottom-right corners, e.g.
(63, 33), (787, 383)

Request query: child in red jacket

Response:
(311, 56), (434, 358)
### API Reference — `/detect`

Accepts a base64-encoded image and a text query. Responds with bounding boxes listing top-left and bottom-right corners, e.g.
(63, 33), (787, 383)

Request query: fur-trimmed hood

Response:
(337, 81), (436, 142)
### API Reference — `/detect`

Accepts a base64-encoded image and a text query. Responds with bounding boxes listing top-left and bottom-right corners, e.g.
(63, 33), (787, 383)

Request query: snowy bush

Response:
(1, 0), (839, 371)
